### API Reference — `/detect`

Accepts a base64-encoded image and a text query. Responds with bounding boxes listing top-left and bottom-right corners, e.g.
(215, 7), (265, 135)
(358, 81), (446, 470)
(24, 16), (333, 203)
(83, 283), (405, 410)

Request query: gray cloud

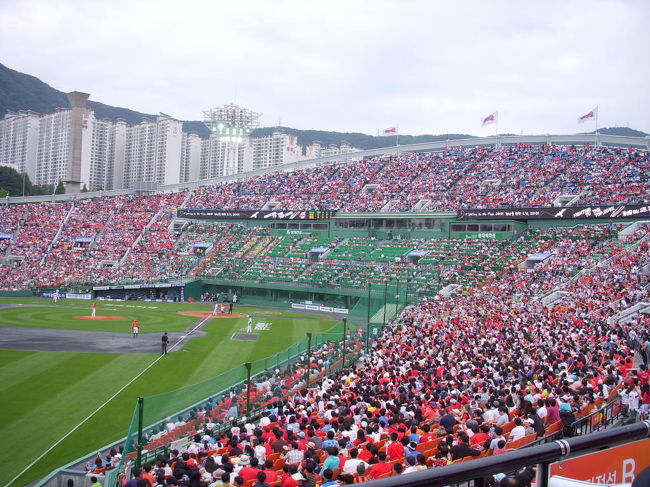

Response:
(1, 0), (648, 135)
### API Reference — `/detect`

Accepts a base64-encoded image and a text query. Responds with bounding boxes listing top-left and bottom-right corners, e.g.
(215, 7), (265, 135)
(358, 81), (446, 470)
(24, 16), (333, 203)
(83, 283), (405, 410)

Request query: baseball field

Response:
(0, 297), (341, 487)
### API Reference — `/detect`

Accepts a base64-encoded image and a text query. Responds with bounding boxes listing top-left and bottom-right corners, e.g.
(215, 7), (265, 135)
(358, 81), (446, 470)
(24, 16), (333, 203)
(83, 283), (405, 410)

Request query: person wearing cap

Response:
(237, 456), (259, 483)
(527, 409), (546, 438)
(560, 402), (577, 436)
(296, 431), (309, 451)
(523, 418), (536, 436)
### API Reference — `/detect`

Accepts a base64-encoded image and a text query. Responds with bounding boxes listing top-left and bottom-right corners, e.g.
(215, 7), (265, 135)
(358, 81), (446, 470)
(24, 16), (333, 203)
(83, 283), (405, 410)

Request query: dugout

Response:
(93, 283), (185, 301)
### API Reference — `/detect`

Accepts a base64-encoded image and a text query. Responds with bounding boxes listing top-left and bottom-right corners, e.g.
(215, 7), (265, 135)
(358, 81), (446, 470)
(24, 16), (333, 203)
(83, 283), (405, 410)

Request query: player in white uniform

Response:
(213, 302), (219, 316)
(247, 317), (253, 333)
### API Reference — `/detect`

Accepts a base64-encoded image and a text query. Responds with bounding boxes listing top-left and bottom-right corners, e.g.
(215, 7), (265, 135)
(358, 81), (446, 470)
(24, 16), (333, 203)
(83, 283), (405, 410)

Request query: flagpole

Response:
(595, 106), (599, 147)
(396, 124), (400, 156)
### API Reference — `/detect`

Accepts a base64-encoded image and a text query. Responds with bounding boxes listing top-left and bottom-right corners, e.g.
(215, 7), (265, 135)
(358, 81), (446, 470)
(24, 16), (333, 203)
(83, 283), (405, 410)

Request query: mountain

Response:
(585, 127), (648, 137)
(248, 127), (474, 150)
(1, 62), (647, 149)
(0, 62), (157, 126)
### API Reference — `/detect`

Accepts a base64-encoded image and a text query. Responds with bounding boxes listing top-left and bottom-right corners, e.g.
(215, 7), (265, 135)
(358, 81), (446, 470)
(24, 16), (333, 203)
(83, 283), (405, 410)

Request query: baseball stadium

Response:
(1, 135), (650, 487)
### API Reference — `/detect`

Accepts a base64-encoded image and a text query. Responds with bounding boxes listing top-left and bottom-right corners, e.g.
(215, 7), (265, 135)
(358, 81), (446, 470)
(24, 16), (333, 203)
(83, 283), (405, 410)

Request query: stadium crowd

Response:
(1, 145), (649, 290)
(103, 224), (650, 487)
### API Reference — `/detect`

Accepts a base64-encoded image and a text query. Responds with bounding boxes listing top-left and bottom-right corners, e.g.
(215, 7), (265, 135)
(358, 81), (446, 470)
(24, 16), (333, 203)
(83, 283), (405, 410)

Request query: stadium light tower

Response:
(203, 103), (262, 140)
(202, 103), (262, 177)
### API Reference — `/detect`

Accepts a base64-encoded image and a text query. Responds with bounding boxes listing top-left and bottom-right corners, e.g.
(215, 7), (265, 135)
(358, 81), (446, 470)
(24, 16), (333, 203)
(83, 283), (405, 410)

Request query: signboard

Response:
(457, 204), (650, 221)
(93, 283), (185, 291)
(291, 303), (349, 314)
(178, 209), (335, 220)
(40, 292), (91, 300)
(549, 438), (650, 484)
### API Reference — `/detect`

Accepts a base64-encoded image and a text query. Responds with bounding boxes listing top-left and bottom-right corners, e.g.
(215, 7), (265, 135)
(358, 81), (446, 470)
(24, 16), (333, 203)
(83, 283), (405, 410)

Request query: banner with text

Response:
(457, 204), (650, 221)
(292, 303), (349, 314)
(549, 438), (650, 484)
(178, 209), (335, 220)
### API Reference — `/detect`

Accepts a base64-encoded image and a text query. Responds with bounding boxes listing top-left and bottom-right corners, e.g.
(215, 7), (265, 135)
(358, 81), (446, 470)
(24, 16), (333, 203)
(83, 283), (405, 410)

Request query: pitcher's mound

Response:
(75, 315), (124, 320)
(176, 311), (249, 319)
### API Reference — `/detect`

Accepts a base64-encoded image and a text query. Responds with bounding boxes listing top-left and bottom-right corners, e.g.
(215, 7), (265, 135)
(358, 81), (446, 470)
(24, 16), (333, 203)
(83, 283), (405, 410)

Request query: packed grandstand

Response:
(1, 144), (649, 291)
(2, 142), (650, 486)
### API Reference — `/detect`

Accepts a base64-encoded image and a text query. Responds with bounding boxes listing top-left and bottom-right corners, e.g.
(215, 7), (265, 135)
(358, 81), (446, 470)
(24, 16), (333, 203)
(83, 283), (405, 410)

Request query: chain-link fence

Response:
(115, 322), (369, 480)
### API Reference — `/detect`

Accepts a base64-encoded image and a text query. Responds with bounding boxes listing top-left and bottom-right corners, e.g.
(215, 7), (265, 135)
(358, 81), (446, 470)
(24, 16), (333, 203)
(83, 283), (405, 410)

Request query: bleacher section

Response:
(1, 145), (649, 290)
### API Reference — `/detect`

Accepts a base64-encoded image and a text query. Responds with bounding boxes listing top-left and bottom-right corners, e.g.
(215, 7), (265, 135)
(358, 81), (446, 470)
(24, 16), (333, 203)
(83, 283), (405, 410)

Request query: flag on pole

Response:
(481, 112), (498, 126)
(381, 126), (398, 135)
(578, 106), (598, 123)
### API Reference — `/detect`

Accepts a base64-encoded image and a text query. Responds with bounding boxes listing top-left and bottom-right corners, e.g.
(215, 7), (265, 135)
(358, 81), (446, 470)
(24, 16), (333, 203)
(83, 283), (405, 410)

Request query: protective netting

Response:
(116, 322), (374, 476)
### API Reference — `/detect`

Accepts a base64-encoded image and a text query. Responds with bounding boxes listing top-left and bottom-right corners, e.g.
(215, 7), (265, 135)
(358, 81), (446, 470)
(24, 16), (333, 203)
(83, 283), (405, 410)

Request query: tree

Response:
(81, 184), (88, 193)
(54, 180), (65, 194)
(0, 188), (7, 198)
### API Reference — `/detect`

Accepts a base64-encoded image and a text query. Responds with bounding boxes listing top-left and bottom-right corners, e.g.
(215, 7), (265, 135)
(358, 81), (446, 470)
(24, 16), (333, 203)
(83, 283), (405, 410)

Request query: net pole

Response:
(383, 278), (389, 326)
(136, 397), (144, 468)
(366, 283), (371, 351)
(305, 333), (312, 388)
(245, 362), (252, 416)
(342, 318), (347, 368)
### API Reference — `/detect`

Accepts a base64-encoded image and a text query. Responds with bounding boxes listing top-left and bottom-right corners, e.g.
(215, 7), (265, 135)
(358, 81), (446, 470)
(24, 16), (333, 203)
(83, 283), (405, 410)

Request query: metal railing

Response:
(572, 397), (624, 436)
(357, 420), (650, 487)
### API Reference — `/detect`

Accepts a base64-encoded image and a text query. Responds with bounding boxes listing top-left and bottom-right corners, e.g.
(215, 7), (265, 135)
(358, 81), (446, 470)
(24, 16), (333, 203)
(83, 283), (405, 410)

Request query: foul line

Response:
(7, 317), (210, 487)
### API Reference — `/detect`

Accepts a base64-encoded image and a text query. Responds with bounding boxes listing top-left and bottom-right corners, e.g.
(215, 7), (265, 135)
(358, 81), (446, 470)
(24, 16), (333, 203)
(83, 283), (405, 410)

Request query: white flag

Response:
(578, 106), (598, 123)
(481, 112), (498, 126)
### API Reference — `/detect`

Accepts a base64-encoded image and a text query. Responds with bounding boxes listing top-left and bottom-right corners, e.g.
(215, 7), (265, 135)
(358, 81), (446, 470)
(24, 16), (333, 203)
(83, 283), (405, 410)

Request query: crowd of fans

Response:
(0, 145), (648, 290)
(186, 145), (649, 211)
(97, 224), (650, 487)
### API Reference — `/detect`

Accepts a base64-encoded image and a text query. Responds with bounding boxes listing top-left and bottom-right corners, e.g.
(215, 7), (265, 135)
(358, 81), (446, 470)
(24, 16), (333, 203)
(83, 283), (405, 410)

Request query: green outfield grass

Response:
(0, 298), (341, 487)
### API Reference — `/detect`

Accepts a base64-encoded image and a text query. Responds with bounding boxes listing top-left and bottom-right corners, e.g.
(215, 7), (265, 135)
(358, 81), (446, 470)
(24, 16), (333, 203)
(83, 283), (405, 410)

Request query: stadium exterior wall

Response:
(4, 133), (649, 204)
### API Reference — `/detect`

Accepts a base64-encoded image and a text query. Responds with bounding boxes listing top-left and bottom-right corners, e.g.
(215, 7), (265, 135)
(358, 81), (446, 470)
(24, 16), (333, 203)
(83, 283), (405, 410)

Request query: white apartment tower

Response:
(120, 116), (183, 189)
(180, 132), (201, 183)
(89, 116), (127, 191)
(248, 131), (301, 170)
(0, 110), (40, 180)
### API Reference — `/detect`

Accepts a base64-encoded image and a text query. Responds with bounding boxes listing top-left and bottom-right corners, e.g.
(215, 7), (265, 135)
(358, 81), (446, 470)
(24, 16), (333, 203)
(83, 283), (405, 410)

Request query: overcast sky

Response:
(1, 0), (648, 136)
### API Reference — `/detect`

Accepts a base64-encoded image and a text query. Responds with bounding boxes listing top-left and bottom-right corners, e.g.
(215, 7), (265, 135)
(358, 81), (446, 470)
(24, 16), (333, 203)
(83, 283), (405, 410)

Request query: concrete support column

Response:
(65, 91), (90, 194)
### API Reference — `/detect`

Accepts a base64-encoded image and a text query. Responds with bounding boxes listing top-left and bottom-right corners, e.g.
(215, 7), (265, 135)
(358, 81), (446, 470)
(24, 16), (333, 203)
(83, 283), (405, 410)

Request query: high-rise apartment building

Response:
(180, 132), (201, 183)
(0, 97), (349, 193)
(0, 111), (40, 182)
(34, 108), (88, 189)
(120, 116), (182, 189)
(248, 131), (301, 170)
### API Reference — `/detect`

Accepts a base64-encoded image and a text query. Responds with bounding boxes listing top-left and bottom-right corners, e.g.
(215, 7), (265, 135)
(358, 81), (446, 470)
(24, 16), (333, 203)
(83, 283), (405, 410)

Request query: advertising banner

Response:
(291, 303), (349, 314)
(457, 204), (650, 221)
(178, 209), (335, 220)
(549, 438), (650, 484)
